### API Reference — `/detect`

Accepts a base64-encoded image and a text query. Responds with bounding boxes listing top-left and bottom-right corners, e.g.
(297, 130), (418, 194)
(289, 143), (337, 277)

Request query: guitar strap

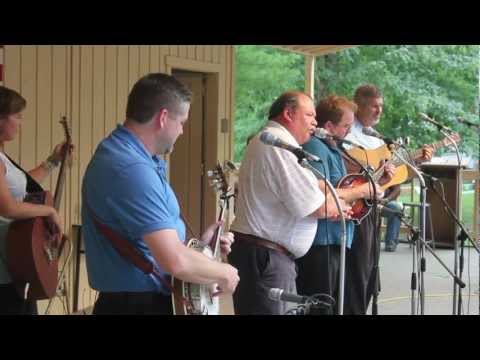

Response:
(4, 153), (44, 193)
(85, 204), (193, 311)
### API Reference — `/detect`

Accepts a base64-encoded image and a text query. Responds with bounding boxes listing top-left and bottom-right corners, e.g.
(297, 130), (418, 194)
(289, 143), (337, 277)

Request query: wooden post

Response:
(305, 55), (315, 99)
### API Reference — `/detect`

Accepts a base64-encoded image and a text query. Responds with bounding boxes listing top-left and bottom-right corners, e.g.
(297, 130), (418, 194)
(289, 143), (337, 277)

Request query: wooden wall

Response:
(3, 45), (235, 314)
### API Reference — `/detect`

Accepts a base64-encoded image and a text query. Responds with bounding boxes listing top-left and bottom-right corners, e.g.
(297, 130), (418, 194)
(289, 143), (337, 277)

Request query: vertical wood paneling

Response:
(105, 46), (118, 134)
(204, 46), (212, 63)
(187, 46), (195, 60)
(78, 46), (93, 222)
(195, 46), (205, 62)
(149, 46), (160, 73)
(36, 46), (52, 190)
(158, 46), (168, 73)
(169, 45), (179, 57)
(4, 46), (21, 162)
(116, 46), (129, 122)
(51, 46), (71, 312)
(92, 46), (105, 152)
(51, 45), (70, 233)
(128, 45), (140, 91)
(70, 46), (81, 225)
(212, 45), (219, 64)
(20, 46), (37, 170)
(178, 46), (187, 59)
(139, 46), (150, 77)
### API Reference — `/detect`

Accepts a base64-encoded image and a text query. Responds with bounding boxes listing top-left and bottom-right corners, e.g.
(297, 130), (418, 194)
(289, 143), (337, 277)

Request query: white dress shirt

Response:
(345, 118), (385, 150)
(231, 121), (325, 258)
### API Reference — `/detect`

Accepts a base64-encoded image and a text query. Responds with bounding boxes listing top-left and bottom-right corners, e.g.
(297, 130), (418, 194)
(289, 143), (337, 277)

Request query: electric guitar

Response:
(338, 133), (461, 223)
(171, 161), (236, 315)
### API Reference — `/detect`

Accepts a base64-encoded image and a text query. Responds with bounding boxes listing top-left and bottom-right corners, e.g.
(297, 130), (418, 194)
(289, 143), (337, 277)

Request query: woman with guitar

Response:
(0, 86), (67, 314)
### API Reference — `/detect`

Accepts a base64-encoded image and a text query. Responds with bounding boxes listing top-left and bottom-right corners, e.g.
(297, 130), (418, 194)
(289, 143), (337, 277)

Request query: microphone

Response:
(268, 288), (308, 304)
(361, 127), (395, 145)
(259, 132), (321, 162)
(420, 171), (440, 188)
(418, 112), (454, 133)
(420, 172), (439, 182)
(313, 128), (365, 149)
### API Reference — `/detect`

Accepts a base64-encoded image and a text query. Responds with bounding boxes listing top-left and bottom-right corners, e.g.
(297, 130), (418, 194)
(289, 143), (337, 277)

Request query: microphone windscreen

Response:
(259, 132), (277, 146)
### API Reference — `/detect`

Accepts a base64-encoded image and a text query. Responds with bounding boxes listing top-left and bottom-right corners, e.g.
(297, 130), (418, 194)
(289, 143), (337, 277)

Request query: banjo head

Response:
(183, 239), (220, 315)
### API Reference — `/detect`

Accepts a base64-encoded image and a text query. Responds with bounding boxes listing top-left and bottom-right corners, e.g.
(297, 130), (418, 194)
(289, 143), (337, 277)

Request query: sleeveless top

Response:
(0, 152), (28, 284)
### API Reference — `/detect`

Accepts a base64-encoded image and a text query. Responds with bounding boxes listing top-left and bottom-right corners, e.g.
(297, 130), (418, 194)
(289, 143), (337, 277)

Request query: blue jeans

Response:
(380, 201), (402, 248)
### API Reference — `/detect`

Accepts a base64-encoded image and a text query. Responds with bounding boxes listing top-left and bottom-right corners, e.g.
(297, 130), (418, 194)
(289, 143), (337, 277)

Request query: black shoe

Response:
(385, 244), (397, 252)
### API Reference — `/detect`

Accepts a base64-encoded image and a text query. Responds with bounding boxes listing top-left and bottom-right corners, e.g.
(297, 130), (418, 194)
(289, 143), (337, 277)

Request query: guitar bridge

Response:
(43, 244), (54, 263)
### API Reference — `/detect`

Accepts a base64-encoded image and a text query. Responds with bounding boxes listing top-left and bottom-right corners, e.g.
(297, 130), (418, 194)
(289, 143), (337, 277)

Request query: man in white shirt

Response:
(229, 91), (351, 315)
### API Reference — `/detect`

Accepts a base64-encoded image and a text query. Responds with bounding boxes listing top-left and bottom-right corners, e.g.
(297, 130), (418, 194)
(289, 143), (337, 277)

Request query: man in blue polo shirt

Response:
(296, 95), (393, 315)
(81, 73), (239, 315)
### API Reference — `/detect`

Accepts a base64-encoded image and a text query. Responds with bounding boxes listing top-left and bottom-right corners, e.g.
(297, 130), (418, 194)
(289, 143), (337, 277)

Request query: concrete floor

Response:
(374, 242), (479, 315)
(219, 242), (480, 316)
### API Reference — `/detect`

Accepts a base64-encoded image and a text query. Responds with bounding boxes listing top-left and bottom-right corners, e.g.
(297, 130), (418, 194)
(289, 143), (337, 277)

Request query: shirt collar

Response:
(114, 124), (167, 169)
(265, 120), (301, 147)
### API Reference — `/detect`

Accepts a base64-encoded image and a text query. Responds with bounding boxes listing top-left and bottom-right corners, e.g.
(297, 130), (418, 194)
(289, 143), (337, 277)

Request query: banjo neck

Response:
(211, 197), (228, 260)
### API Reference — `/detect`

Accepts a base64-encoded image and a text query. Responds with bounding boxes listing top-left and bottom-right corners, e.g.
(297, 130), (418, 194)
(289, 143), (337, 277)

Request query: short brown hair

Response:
(0, 86), (26, 120)
(315, 95), (357, 127)
(268, 91), (310, 120)
(126, 73), (192, 124)
(353, 84), (383, 107)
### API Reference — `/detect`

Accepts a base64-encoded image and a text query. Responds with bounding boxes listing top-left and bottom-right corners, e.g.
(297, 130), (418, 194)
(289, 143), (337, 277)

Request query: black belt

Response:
(233, 232), (295, 260)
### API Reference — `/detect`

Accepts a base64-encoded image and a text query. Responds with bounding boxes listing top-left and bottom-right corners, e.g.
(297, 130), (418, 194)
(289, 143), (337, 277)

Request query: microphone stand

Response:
(426, 177), (479, 311)
(391, 149), (428, 314)
(424, 121), (463, 314)
(337, 144), (381, 315)
(437, 129), (463, 315)
(397, 210), (466, 315)
(298, 157), (347, 315)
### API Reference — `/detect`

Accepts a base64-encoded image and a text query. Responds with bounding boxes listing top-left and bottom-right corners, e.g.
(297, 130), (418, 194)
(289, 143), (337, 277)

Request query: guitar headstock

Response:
(59, 116), (73, 167)
(441, 132), (461, 147)
(60, 116), (72, 145)
(207, 161), (237, 197)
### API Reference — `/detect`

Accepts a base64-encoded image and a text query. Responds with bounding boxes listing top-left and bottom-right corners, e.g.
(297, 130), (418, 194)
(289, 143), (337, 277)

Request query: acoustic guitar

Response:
(171, 162), (236, 315)
(6, 117), (72, 300)
(338, 133), (460, 223)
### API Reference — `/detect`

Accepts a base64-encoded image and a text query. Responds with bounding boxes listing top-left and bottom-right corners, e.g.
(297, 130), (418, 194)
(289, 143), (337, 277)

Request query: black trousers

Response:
(228, 232), (297, 315)
(93, 291), (173, 315)
(0, 283), (38, 315)
(296, 245), (341, 315)
(344, 211), (379, 315)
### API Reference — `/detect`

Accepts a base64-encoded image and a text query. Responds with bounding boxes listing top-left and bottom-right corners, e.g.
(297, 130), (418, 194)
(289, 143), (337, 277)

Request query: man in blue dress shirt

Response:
(297, 95), (390, 314)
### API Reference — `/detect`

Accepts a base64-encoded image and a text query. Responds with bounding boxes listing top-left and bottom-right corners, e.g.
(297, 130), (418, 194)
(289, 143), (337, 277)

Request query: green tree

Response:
(234, 46), (304, 161)
(315, 45), (479, 158)
(235, 45), (479, 162)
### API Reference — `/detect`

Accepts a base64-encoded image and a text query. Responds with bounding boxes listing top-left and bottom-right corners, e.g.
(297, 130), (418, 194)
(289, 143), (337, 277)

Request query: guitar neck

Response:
(411, 139), (445, 161)
(374, 138), (448, 179)
(212, 199), (227, 260)
(53, 154), (68, 211)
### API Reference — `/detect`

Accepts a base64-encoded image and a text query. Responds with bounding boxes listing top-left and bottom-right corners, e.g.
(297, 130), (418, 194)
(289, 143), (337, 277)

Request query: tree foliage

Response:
(235, 45), (479, 162)
(234, 45), (304, 160)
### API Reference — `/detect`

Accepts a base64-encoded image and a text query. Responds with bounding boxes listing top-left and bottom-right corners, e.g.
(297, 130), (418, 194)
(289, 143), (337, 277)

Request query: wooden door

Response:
(170, 71), (206, 239)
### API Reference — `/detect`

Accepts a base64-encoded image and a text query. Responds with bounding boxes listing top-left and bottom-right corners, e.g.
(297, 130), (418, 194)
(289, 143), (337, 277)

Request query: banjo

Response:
(171, 161), (236, 315)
